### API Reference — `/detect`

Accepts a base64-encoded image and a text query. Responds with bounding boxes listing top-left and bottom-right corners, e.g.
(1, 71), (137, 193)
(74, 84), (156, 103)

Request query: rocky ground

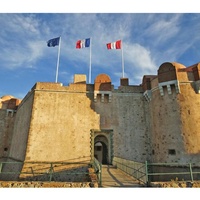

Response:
(150, 181), (200, 188)
(1, 180), (200, 188)
(0, 181), (99, 188)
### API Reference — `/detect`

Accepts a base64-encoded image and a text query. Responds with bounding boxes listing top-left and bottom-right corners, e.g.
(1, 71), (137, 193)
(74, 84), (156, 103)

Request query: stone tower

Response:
(143, 62), (200, 165)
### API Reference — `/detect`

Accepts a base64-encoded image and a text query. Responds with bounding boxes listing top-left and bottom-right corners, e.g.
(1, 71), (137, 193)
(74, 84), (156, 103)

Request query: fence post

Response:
(189, 163), (194, 182)
(145, 161), (149, 186)
(0, 162), (2, 173)
(99, 163), (102, 187)
(30, 167), (35, 178)
(49, 163), (53, 182)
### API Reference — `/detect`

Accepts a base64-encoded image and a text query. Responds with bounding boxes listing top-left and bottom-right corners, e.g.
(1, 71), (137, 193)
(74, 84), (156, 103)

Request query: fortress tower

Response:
(143, 62), (200, 165)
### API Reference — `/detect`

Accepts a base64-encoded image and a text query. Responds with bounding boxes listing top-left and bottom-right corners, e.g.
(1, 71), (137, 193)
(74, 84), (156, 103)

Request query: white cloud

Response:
(0, 40), (46, 69)
(124, 43), (156, 71)
(27, 40), (46, 63)
(144, 14), (181, 44)
(0, 14), (48, 69)
(1, 13), (200, 86)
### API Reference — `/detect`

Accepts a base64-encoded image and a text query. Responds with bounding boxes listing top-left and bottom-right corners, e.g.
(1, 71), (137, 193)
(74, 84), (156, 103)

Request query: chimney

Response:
(120, 78), (129, 86)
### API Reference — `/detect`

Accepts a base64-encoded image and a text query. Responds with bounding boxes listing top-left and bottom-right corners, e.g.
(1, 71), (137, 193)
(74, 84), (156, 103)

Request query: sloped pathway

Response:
(101, 165), (145, 188)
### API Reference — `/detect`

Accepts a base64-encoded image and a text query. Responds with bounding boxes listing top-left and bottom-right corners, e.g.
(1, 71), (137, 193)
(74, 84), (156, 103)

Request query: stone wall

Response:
(3, 76), (152, 169)
(178, 83), (200, 162)
(0, 95), (20, 159)
(92, 86), (151, 162)
(0, 110), (7, 158)
(14, 82), (100, 165)
(149, 62), (200, 165)
(0, 110), (16, 159)
(112, 92), (151, 161)
(2, 61), (200, 183)
(8, 91), (34, 162)
(149, 85), (184, 163)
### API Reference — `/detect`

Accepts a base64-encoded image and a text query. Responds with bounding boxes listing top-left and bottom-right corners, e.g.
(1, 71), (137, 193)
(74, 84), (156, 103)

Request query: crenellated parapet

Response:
(158, 80), (180, 96)
(142, 62), (200, 101)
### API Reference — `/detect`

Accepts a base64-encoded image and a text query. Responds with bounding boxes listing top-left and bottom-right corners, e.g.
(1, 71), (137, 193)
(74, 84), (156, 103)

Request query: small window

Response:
(4, 148), (8, 151)
(152, 150), (155, 155)
(168, 149), (176, 155)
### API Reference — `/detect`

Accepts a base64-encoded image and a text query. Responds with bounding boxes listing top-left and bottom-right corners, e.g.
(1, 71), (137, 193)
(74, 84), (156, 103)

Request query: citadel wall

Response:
(91, 74), (151, 162)
(8, 91), (34, 162)
(0, 110), (15, 159)
(93, 87), (151, 162)
(149, 83), (184, 163)
(0, 96), (21, 160)
(4, 74), (152, 167)
(178, 83), (200, 158)
(146, 62), (200, 165)
(2, 61), (200, 182)
(14, 81), (100, 163)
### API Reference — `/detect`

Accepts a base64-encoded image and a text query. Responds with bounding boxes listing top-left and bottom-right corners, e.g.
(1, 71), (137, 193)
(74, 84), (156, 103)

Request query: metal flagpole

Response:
(55, 36), (61, 83)
(89, 37), (92, 84)
(121, 40), (125, 78)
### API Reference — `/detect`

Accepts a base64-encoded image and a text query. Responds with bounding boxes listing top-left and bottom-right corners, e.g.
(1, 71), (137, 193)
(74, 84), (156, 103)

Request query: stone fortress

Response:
(1, 61), (200, 182)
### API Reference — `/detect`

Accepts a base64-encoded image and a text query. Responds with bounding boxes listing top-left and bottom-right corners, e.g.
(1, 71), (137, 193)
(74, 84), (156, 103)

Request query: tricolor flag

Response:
(107, 40), (125, 78)
(47, 37), (60, 47)
(76, 38), (90, 48)
(106, 40), (121, 49)
(76, 38), (92, 83)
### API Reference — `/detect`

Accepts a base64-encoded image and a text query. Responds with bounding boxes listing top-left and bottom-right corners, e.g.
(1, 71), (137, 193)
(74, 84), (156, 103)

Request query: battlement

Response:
(142, 62), (200, 101)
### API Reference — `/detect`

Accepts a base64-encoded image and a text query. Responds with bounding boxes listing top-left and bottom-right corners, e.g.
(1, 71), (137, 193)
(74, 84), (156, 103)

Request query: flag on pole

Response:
(76, 38), (92, 83)
(106, 40), (121, 49)
(47, 37), (60, 47)
(46, 36), (61, 83)
(76, 38), (90, 48)
(106, 40), (124, 78)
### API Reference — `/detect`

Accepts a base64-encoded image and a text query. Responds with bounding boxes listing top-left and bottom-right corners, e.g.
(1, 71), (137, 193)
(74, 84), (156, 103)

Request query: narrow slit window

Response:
(168, 149), (176, 155)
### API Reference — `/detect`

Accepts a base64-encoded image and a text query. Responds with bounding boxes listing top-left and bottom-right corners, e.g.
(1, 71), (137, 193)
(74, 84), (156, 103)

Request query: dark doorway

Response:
(94, 135), (109, 164)
(94, 141), (108, 164)
(101, 142), (108, 164)
(91, 129), (113, 165)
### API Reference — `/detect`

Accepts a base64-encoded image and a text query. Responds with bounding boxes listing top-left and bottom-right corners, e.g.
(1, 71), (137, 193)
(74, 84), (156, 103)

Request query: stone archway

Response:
(94, 137), (108, 164)
(91, 129), (113, 164)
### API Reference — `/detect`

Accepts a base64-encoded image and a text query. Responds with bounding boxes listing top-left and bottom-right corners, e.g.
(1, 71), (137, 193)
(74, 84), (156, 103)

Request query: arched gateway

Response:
(90, 129), (113, 164)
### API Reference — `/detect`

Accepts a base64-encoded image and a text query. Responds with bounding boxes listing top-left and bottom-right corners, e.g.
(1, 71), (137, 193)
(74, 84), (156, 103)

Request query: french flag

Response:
(107, 40), (121, 49)
(76, 38), (90, 48)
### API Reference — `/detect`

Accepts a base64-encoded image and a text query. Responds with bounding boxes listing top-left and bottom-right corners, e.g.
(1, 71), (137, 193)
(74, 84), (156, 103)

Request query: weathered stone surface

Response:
(0, 181), (98, 188)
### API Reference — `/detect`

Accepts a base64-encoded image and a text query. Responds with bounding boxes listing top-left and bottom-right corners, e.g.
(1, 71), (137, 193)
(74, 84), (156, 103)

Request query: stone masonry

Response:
(1, 61), (200, 181)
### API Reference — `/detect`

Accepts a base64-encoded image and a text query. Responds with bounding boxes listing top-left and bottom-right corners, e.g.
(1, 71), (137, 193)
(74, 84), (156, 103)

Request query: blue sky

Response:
(1, 2), (200, 99)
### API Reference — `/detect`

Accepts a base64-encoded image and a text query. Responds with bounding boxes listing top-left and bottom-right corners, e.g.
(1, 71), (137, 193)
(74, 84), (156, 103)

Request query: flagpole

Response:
(89, 37), (92, 84)
(121, 40), (125, 78)
(55, 36), (61, 83)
